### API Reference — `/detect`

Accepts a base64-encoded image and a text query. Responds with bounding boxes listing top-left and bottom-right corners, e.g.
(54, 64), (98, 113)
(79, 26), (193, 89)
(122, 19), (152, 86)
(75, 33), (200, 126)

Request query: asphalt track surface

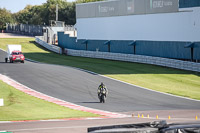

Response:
(1, 47), (200, 133)
(1, 49), (200, 112)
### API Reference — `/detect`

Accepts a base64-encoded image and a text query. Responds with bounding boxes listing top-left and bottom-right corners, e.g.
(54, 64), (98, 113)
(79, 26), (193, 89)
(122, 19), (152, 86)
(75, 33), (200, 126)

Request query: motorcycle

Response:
(98, 88), (107, 103)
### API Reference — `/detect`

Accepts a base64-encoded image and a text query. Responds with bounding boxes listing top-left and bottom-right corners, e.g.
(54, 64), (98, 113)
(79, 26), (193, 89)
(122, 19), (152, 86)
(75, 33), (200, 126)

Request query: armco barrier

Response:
(66, 49), (200, 73)
(35, 36), (62, 54)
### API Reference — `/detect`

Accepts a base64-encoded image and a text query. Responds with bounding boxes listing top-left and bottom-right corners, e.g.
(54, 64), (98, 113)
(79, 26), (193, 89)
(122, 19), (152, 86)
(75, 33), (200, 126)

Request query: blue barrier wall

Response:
(58, 32), (86, 50)
(58, 32), (200, 60)
(135, 41), (191, 59)
(179, 0), (200, 8)
(194, 42), (200, 59)
(110, 40), (133, 54)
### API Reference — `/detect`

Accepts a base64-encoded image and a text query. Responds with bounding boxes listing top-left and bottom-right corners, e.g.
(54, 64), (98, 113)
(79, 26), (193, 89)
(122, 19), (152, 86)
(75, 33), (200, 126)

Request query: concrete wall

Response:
(66, 49), (200, 72)
(35, 36), (62, 54)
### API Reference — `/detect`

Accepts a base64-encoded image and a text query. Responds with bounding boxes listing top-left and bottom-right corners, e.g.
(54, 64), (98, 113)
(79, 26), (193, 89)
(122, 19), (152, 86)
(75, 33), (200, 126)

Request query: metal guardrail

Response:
(64, 25), (76, 31)
(35, 36), (62, 54)
(66, 49), (200, 72)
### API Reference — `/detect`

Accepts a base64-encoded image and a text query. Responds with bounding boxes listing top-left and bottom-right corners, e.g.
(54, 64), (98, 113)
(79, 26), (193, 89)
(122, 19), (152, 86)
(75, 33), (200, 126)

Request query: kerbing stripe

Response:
(0, 74), (129, 123)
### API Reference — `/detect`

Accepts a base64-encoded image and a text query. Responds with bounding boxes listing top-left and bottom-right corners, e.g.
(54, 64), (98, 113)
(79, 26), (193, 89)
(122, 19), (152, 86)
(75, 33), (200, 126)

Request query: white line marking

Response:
(1, 47), (198, 102)
(2, 47), (198, 102)
(1, 49), (199, 123)
(8, 125), (90, 132)
(5, 117), (200, 132)
(0, 48), (6, 52)
(132, 115), (200, 120)
(1, 48), (200, 103)
(0, 74), (129, 120)
(75, 67), (200, 102)
(0, 121), (12, 124)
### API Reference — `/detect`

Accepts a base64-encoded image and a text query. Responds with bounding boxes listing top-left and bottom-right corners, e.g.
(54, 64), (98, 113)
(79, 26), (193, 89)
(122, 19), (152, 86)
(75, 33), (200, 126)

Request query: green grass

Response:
(0, 80), (99, 121)
(0, 38), (200, 101)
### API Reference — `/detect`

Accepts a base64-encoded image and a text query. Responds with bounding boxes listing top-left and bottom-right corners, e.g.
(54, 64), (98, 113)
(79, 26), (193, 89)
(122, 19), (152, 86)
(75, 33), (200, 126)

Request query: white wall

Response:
(76, 7), (200, 42)
(51, 27), (65, 35)
(66, 49), (200, 72)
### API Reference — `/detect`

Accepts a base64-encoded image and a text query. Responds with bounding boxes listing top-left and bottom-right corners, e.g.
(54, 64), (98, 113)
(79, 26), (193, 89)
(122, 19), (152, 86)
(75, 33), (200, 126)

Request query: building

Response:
(58, 0), (200, 61)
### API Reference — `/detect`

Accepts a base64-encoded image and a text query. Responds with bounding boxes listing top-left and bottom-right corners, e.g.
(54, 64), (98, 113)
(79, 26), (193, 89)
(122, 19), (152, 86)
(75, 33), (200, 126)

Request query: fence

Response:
(6, 23), (43, 36)
(35, 36), (62, 54)
(66, 49), (200, 73)
(64, 25), (76, 31)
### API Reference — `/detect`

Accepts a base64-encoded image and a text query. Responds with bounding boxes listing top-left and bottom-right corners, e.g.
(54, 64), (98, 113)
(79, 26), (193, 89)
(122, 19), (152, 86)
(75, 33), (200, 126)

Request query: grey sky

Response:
(0, 0), (75, 13)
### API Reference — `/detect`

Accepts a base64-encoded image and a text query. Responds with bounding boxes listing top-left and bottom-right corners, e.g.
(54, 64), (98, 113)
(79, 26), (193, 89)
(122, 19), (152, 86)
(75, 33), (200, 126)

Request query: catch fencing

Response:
(35, 36), (62, 54)
(66, 49), (200, 73)
(6, 23), (43, 36)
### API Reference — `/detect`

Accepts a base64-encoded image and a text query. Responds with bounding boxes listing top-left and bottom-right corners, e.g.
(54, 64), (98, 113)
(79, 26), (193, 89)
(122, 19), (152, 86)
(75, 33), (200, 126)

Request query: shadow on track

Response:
(77, 102), (100, 104)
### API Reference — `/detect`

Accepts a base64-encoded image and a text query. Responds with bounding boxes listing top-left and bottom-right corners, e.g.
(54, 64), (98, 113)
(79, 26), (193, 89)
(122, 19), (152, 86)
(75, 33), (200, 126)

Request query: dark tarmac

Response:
(0, 45), (200, 133)
(0, 113), (200, 133)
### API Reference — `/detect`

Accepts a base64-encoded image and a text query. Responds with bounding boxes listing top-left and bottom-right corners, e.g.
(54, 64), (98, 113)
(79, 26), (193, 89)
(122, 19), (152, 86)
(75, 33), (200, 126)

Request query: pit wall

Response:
(58, 32), (200, 60)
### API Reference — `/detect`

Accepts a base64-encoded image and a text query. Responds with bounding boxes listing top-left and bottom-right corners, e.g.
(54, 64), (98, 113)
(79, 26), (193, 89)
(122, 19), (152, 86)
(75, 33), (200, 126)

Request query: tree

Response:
(76, 0), (103, 3)
(59, 2), (76, 25)
(40, 0), (67, 25)
(13, 5), (44, 25)
(0, 8), (14, 30)
(11, 0), (104, 26)
(14, 5), (33, 24)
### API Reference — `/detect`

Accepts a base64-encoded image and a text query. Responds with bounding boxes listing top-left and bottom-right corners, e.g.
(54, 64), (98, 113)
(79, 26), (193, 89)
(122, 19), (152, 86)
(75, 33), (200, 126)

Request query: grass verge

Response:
(0, 38), (200, 101)
(0, 80), (99, 121)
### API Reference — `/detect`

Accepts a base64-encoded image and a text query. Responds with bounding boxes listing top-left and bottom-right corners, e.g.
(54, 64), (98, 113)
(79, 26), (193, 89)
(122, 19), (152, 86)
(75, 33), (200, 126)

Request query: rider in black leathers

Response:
(97, 82), (108, 99)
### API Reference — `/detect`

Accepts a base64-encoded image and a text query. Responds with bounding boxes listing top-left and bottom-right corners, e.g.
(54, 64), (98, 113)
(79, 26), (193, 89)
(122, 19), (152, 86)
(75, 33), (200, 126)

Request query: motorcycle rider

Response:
(97, 82), (108, 98)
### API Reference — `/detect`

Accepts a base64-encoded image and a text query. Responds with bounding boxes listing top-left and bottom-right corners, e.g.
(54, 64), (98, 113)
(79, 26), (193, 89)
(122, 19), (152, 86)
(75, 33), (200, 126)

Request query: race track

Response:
(1, 49), (200, 113)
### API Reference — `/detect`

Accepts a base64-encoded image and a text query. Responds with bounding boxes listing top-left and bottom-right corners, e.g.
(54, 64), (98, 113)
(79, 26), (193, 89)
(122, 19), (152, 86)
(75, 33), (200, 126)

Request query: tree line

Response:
(0, 0), (103, 30)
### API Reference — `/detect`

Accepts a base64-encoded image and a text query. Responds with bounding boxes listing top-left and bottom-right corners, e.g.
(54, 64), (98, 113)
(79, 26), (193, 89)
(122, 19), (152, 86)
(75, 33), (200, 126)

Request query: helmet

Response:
(101, 82), (104, 86)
